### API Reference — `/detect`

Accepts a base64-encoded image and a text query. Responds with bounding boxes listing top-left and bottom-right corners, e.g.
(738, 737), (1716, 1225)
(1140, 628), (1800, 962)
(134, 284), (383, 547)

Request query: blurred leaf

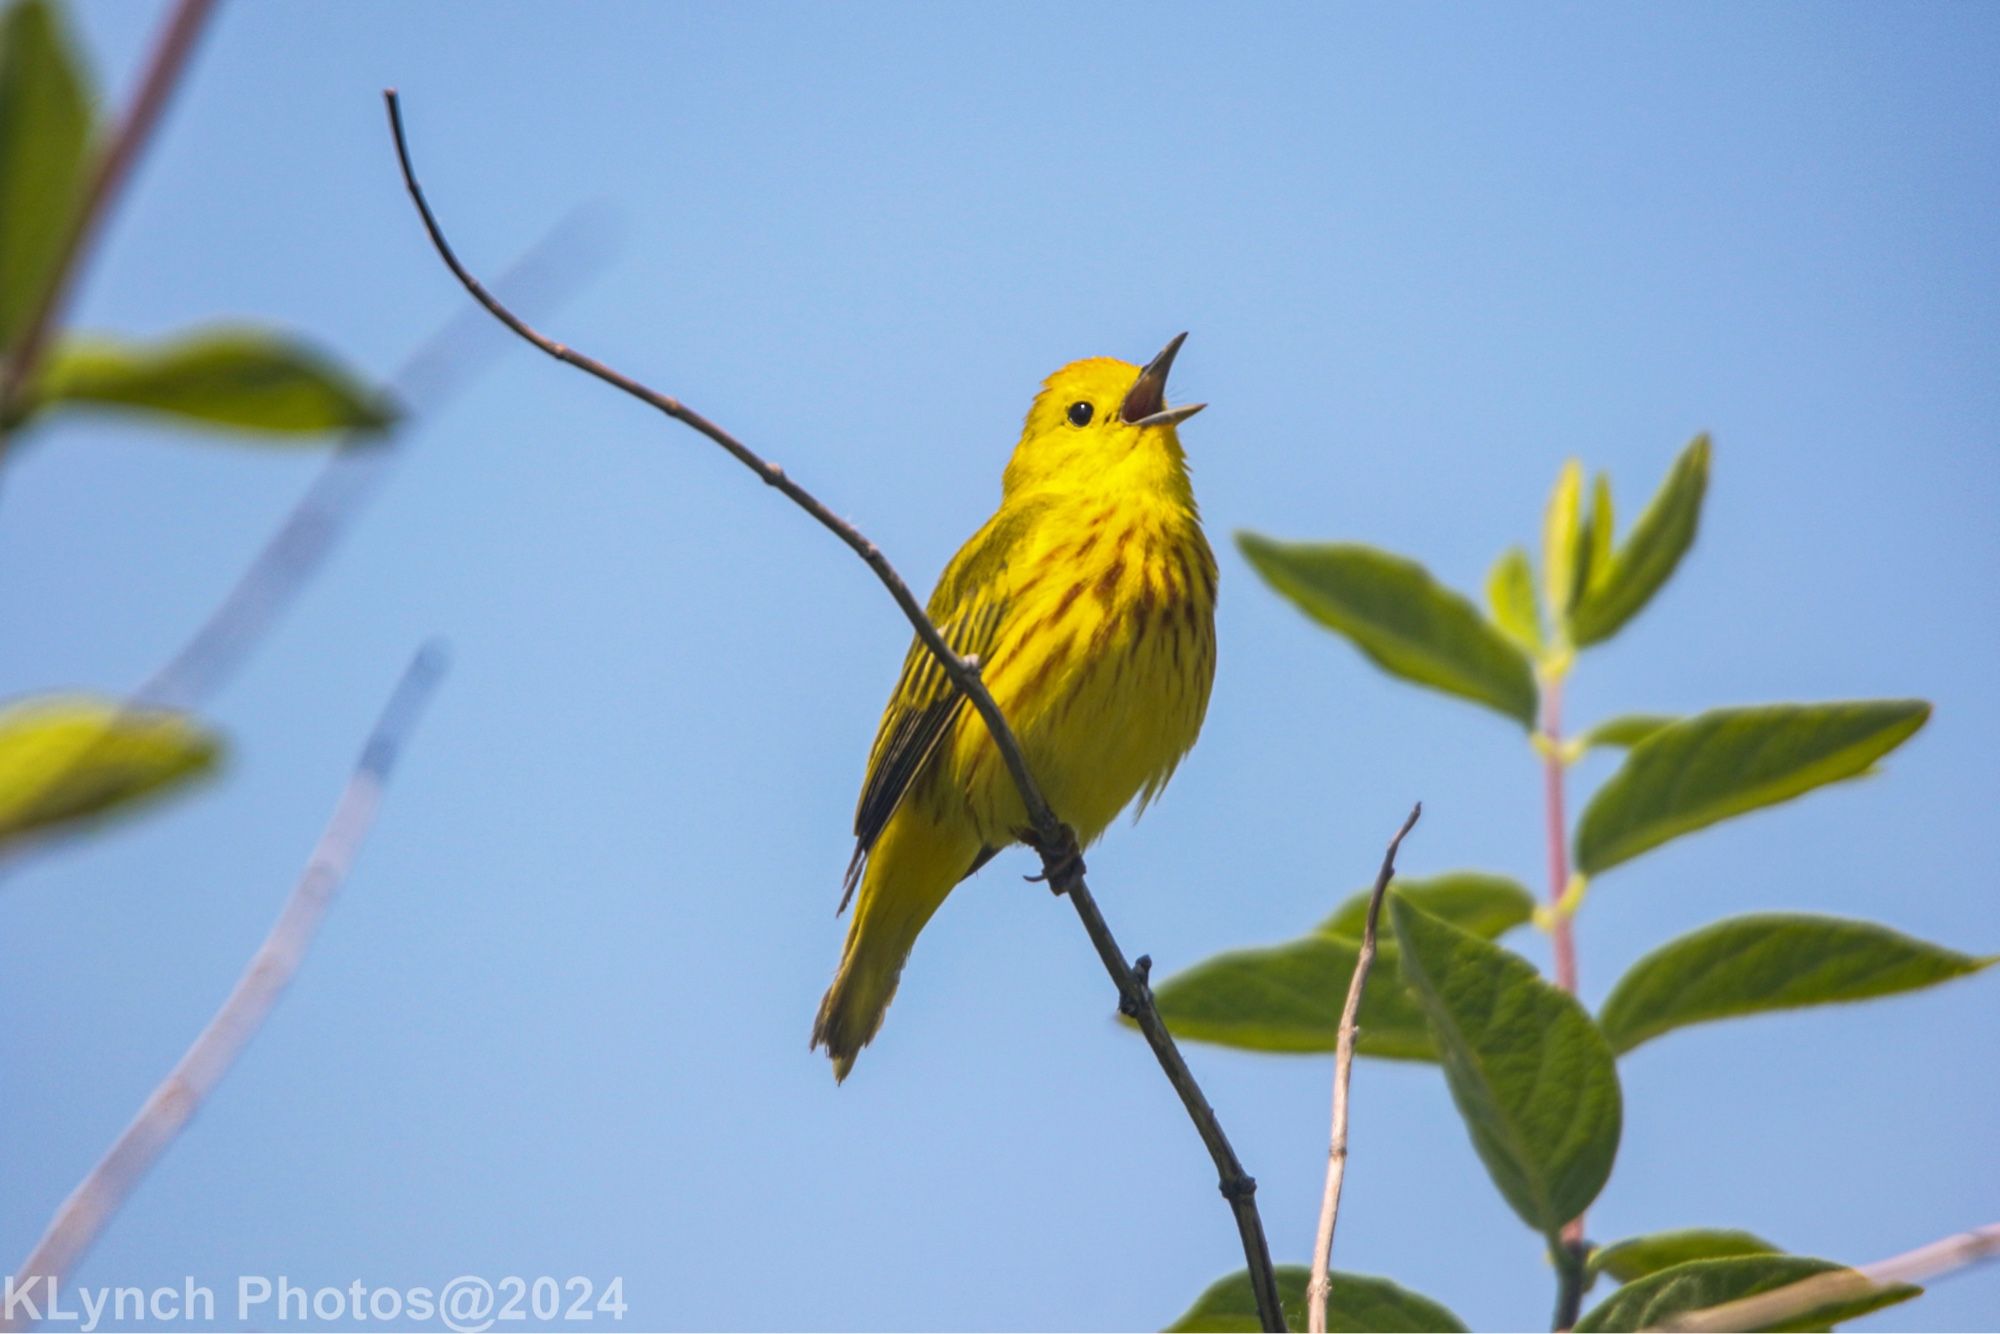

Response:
(1568, 471), (1615, 611)
(1166, 1265), (1466, 1333)
(0, 694), (221, 845)
(1574, 1255), (1917, 1332)
(1574, 701), (1930, 876)
(1599, 913), (1994, 1055)
(1584, 471), (1614, 595)
(1543, 458), (1584, 622)
(1569, 436), (1710, 646)
(33, 328), (398, 438)
(1485, 545), (1543, 656)
(1578, 713), (1677, 751)
(0, 0), (94, 352)
(1238, 532), (1537, 727)
(1147, 874), (1534, 1059)
(1592, 1229), (1782, 1284)
(1391, 897), (1621, 1239)
(1320, 871), (1534, 943)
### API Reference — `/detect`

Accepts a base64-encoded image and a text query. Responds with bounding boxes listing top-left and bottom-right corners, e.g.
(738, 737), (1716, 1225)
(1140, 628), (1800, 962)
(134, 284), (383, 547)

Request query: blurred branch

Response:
(1655, 1222), (2000, 1334)
(0, 646), (446, 1330)
(383, 88), (1287, 1332)
(138, 206), (608, 709)
(0, 0), (219, 431)
(1306, 803), (1420, 1334)
(0, 213), (604, 885)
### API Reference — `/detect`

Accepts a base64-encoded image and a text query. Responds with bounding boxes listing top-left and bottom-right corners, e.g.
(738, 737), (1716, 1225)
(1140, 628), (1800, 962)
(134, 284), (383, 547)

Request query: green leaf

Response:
(0, 694), (222, 845)
(1237, 533), (1537, 727)
(1147, 874), (1534, 1059)
(32, 328), (398, 438)
(1584, 471), (1614, 596)
(1569, 436), (1710, 646)
(1149, 922), (1433, 1058)
(0, 0), (95, 352)
(1574, 701), (1931, 875)
(1567, 472), (1614, 613)
(1574, 1255), (1918, 1332)
(1166, 1265), (1467, 1333)
(1592, 1229), (1782, 1284)
(1578, 713), (1677, 751)
(1320, 871), (1535, 943)
(1543, 458), (1584, 622)
(1599, 913), (1994, 1055)
(1391, 897), (1622, 1239)
(1485, 545), (1543, 656)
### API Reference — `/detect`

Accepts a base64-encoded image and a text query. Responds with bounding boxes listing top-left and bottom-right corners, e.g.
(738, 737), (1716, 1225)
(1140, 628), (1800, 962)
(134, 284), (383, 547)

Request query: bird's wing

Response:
(841, 501), (1046, 911)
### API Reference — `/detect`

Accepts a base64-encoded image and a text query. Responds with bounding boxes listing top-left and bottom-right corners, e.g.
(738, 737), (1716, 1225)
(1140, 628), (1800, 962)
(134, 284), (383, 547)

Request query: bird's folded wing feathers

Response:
(841, 502), (1049, 911)
(841, 598), (1004, 910)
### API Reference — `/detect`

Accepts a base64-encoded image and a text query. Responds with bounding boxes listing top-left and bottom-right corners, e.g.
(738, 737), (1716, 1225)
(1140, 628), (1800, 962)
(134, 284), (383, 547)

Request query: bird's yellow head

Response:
(1002, 333), (1206, 503)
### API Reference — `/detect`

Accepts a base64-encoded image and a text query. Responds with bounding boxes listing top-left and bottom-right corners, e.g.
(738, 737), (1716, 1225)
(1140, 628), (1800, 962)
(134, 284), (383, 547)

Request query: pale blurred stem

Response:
(0, 0), (221, 436)
(136, 211), (603, 711)
(382, 90), (1287, 1333)
(1659, 1221), (2000, 1334)
(1307, 804), (1422, 1334)
(1539, 669), (1587, 1326)
(0, 647), (444, 1332)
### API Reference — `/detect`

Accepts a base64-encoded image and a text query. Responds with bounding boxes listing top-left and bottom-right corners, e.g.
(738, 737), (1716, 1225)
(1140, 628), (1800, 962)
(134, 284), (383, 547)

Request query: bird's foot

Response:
(1022, 824), (1086, 894)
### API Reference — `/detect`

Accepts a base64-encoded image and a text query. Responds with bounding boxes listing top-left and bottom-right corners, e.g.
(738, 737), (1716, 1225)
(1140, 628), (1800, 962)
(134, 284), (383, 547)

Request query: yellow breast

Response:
(949, 494), (1217, 846)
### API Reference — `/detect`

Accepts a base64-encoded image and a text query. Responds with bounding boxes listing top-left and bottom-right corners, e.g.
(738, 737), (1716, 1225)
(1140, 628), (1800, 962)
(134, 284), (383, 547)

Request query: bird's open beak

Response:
(1121, 331), (1206, 428)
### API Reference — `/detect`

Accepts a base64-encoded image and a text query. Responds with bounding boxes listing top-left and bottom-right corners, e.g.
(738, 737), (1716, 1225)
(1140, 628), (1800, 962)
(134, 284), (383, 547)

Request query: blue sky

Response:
(3, 2), (1997, 1330)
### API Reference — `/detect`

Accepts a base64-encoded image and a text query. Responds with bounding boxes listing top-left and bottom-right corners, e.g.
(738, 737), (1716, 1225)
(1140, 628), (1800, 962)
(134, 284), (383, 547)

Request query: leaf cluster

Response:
(0, 0), (395, 852)
(1156, 438), (1985, 1329)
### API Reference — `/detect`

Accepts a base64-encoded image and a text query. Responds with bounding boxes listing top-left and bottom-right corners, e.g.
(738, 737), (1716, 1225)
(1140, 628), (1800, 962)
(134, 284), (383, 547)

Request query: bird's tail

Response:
(812, 810), (973, 1082)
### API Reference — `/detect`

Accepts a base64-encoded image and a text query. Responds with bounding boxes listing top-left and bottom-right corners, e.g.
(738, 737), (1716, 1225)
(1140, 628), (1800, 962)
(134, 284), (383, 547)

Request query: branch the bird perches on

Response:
(382, 89), (1288, 1332)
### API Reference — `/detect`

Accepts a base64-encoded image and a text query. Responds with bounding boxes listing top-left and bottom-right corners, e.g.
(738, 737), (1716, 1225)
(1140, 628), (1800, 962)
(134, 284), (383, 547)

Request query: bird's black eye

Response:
(1066, 401), (1094, 427)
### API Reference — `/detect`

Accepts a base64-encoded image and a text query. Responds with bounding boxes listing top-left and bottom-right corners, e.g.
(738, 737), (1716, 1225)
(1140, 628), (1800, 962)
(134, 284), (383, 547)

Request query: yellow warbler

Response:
(813, 334), (1217, 1080)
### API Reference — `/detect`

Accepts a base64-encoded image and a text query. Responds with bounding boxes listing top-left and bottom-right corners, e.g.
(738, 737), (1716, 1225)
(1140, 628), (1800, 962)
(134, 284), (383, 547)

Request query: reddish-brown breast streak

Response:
(1006, 519), (1212, 709)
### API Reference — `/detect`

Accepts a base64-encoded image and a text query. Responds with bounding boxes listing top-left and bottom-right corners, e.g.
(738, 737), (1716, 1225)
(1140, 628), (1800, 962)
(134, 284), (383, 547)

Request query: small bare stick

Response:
(1306, 803), (1422, 1334)
(1655, 1221), (2000, 1334)
(0, 646), (446, 1329)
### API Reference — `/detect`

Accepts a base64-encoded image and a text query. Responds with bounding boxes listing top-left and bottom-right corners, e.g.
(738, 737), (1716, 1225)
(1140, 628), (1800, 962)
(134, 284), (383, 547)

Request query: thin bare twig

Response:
(1307, 803), (1421, 1334)
(0, 0), (220, 429)
(0, 646), (446, 1330)
(382, 89), (1286, 1332)
(1655, 1222), (2000, 1334)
